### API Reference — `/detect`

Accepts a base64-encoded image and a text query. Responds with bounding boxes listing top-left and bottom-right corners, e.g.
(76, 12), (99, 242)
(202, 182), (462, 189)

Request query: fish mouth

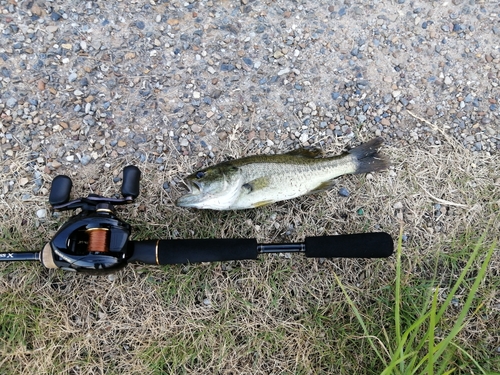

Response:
(175, 180), (203, 207)
(186, 180), (201, 194)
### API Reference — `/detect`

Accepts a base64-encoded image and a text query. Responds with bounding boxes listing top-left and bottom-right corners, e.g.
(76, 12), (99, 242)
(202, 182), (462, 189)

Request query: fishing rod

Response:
(0, 166), (393, 275)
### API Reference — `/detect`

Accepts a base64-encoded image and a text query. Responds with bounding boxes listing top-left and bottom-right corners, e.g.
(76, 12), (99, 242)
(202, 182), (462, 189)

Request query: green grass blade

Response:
(380, 351), (419, 375)
(435, 231), (486, 323)
(426, 287), (439, 375)
(395, 226), (403, 373)
(433, 240), (496, 363)
(448, 342), (488, 375)
(334, 273), (387, 366)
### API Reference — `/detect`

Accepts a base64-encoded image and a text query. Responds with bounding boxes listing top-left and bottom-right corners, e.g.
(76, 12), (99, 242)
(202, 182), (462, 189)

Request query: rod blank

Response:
(0, 252), (40, 262)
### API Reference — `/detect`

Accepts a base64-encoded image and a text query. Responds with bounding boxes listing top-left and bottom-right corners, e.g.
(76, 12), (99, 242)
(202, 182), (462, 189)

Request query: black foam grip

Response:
(49, 175), (72, 206)
(130, 238), (259, 265)
(304, 232), (393, 258)
(121, 165), (141, 199)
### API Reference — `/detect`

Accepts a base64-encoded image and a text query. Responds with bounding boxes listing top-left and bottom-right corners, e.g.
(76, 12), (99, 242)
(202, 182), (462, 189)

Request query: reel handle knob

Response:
(49, 175), (73, 206)
(121, 165), (141, 199)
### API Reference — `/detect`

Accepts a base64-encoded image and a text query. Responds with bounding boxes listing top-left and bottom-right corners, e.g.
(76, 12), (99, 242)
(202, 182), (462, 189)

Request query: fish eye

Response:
(196, 171), (206, 179)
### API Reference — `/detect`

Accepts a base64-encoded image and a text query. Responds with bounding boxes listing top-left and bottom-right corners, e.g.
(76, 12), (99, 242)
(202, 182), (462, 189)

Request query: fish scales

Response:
(230, 157), (357, 209)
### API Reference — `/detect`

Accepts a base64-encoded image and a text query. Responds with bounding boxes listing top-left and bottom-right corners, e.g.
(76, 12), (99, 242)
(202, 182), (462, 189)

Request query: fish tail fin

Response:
(348, 137), (389, 174)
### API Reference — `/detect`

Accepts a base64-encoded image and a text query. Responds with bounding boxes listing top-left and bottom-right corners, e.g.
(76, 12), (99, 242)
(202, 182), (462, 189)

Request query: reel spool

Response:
(86, 228), (110, 253)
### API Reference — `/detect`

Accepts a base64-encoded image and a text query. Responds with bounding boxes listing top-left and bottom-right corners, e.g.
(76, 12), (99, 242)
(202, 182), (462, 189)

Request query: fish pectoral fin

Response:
(308, 179), (337, 195)
(241, 177), (270, 194)
(285, 147), (323, 158)
(252, 200), (274, 208)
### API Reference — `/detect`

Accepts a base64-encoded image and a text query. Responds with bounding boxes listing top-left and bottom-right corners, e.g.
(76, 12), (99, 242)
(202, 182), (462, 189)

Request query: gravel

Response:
(0, 0), (498, 201)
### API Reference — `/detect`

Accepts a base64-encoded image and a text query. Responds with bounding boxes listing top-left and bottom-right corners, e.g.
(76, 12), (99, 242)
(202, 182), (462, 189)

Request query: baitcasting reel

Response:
(41, 165), (140, 273)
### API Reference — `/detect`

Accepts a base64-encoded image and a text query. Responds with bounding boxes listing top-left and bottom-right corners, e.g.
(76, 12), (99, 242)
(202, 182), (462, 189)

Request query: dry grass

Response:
(1, 126), (499, 374)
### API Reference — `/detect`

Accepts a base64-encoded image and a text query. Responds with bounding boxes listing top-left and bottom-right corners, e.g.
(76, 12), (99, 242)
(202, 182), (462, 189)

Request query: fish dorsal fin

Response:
(285, 147), (323, 158)
(241, 176), (270, 194)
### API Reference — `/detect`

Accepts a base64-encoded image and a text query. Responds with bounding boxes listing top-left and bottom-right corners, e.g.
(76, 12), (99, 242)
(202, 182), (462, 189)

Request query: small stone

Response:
(19, 178), (29, 186)
(273, 50), (284, 59)
(6, 97), (17, 108)
(381, 118), (391, 126)
(218, 131), (228, 141)
(179, 138), (189, 147)
(206, 111), (214, 118)
(68, 72), (78, 83)
(338, 188), (350, 197)
(220, 63), (234, 71)
(193, 91), (201, 99)
(46, 25), (58, 33)
(125, 52), (136, 60)
(83, 115), (95, 126)
(299, 133), (309, 143)
(393, 201), (403, 209)
(80, 77), (89, 86)
(50, 11), (62, 21)
(242, 57), (253, 66)
(191, 124), (202, 133)
(278, 67), (290, 76)
(36, 209), (47, 219)
(167, 18), (179, 26)
(74, 89), (84, 96)
(117, 140), (126, 147)
(80, 155), (91, 166)
(383, 94), (392, 104)
(135, 21), (145, 30)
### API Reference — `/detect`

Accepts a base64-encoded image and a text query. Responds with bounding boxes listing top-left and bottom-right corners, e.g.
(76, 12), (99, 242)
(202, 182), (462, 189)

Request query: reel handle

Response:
(121, 165), (141, 199)
(48, 165), (141, 211)
(49, 175), (72, 206)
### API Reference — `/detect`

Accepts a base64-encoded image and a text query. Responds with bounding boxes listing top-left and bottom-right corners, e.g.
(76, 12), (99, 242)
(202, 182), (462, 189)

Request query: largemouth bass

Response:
(176, 137), (388, 210)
